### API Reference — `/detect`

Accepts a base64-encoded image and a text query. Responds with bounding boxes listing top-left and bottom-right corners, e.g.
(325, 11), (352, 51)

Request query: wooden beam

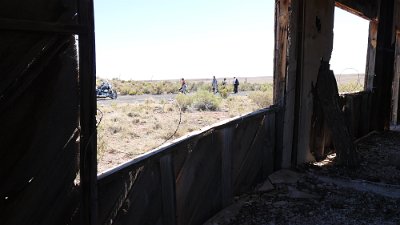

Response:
(335, 0), (378, 20)
(393, 32), (400, 124)
(0, 18), (86, 34)
(78, 0), (98, 224)
(273, 0), (290, 104)
(280, 0), (301, 168)
(370, 0), (396, 130)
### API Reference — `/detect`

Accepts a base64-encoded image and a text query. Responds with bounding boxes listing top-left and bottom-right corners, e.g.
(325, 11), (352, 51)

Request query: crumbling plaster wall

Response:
(295, 0), (335, 164)
(279, 0), (335, 167)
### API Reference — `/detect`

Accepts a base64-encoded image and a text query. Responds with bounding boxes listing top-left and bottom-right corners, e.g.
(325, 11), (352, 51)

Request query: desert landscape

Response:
(97, 75), (363, 173)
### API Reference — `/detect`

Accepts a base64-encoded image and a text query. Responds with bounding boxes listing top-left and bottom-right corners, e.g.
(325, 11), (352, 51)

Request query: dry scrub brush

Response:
(97, 78), (275, 96)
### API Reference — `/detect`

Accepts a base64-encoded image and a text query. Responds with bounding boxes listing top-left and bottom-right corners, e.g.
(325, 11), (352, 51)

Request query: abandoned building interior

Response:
(1, 0), (400, 224)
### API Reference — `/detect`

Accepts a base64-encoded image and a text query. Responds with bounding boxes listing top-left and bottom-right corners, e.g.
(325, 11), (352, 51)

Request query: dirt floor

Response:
(205, 131), (400, 225)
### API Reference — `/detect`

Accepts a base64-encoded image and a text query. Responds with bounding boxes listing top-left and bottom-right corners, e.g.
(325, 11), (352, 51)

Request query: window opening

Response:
(94, 1), (275, 172)
(331, 7), (369, 94)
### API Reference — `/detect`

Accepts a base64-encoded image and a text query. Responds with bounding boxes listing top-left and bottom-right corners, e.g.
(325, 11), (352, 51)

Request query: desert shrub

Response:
(219, 86), (230, 98)
(260, 83), (273, 92)
(337, 82), (363, 93)
(239, 80), (254, 91)
(153, 82), (164, 95)
(175, 93), (193, 111)
(98, 78), (274, 96)
(192, 90), (221, 111)
(248, 91), (272, 108)
(192, 81), (211, 92)
(163, 81), (180, 94)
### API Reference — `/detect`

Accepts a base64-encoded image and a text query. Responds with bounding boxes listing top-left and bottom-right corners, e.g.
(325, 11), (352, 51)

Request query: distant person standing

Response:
(233, 77), (239, 93)
(222, 78), (227, 86)
(179, 78), (187, 94)
(212, 76), (218, 94)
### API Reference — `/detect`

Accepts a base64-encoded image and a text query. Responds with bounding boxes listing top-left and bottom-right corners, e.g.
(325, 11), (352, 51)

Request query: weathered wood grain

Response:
(160, 155), (177, 225)
(220, 127), (234, 207)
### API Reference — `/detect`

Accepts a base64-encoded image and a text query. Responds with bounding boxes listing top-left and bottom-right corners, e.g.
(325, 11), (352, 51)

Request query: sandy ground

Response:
(96, 93), (261, 173)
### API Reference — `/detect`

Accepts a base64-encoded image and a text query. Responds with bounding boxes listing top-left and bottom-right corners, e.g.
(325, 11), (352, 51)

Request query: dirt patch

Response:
(97, 95), (260, 173)
(307, 131), (400, 185)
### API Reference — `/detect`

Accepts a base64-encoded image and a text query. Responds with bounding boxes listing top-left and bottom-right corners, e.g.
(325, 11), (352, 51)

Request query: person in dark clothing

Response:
(212, 76), (218, 94)
(233, 77), (239, 93)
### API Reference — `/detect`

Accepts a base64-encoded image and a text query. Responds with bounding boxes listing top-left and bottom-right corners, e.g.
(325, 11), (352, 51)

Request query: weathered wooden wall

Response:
(391, 1), (400, 124)
(97, 107), (281, 225)
(342, 92), (373, 138)
(276, 0), (400, 167)
(0, 1), (81, 224)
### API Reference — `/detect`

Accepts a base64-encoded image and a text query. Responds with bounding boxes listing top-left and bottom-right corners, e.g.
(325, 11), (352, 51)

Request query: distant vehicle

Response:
(96, 81), (117, 99)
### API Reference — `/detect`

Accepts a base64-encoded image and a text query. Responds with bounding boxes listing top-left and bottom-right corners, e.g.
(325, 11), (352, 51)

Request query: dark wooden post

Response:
(370, 0), (396, 130)
(78, 0), (98, 224)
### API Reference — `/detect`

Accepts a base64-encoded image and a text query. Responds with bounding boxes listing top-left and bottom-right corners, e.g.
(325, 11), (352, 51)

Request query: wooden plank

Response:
(393, 32), (400, 124)
(97, 168), (141, 225)
(220, 127), (234, 207)
(0, 18), (86, 34)
(160, 155), (177, 225)
(345, 95), (356, 138)
(233, 117), (266, 194)
(111, 162), (163, 225)
(335, 0), (378, 20)
(0, 37), (68, 114)
(175, 133), (222, 225)
(232, 116), (263, 186)
(316, 61), (359, 167)
(264, 112), (276, 176)
(361, 92), (371, 135)
(365, 22), (378, 90)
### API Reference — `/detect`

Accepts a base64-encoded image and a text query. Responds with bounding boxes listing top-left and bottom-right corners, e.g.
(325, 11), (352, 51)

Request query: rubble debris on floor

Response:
(205, 131), (400, 225)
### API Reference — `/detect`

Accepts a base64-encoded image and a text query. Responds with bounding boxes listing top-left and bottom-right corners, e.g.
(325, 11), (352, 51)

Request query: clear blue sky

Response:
(94, 1), (369, 80)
